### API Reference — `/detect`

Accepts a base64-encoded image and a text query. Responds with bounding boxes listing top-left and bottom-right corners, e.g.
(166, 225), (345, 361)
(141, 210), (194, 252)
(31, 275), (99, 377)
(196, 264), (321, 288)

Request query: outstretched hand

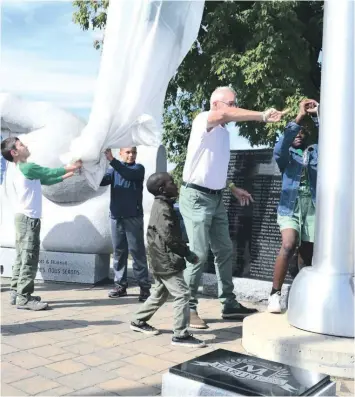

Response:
(264, 108), (289, 123)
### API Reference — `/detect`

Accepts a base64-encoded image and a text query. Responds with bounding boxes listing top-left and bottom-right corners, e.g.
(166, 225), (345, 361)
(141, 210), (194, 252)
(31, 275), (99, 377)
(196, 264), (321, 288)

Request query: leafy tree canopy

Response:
(73, 1), (323, 184)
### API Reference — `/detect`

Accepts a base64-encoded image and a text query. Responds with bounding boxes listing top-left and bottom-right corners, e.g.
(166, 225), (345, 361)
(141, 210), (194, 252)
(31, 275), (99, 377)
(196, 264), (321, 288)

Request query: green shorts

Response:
(277, 194), (315, 243)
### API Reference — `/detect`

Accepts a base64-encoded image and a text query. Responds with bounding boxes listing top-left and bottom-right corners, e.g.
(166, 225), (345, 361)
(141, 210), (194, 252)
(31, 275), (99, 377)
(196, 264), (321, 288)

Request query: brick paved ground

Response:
(1, 279), (353, 396)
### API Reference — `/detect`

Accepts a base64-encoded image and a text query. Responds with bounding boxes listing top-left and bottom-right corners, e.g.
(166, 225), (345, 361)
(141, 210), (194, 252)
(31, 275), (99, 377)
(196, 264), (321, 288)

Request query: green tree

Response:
(72, 1), (323, 185)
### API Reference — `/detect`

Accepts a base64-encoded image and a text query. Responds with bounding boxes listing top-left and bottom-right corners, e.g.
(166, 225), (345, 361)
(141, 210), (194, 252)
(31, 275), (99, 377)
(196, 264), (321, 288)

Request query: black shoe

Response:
(171, 333), (206, 348)
(222, 304), (258, 319)
(108, 286), (127, 298)
(138, 289), (150, 302)
(130, 321), (160, 335)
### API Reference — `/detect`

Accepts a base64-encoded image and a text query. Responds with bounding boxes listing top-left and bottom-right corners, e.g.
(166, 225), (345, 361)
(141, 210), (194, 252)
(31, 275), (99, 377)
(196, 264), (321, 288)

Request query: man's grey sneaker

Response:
(10, 291), (41, 306)
(222, 304), (258, 319)
(138, 289), (150, 302)
(130, 321), (160, 335)
(171, 333), (206, 348)
(108, 286), (127, 298)
(189, 311), (208, 329)
(17, 297), (48, 311)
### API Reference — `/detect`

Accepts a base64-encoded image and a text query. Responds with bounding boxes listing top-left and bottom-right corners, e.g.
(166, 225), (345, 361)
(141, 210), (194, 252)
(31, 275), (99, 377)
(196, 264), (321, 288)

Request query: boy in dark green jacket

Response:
(130, 172), (205, 348)
(1, 137), (81, 310)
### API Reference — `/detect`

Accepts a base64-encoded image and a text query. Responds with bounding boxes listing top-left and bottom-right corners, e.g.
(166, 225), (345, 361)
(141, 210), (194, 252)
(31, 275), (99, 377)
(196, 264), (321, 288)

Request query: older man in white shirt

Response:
(179, 86), (284, 329)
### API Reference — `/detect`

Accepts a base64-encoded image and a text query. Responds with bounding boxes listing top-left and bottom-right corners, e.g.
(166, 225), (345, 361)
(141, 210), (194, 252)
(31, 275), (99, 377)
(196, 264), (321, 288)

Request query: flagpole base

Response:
(287, 267), (354, 338)
(242, 311), (354, 378)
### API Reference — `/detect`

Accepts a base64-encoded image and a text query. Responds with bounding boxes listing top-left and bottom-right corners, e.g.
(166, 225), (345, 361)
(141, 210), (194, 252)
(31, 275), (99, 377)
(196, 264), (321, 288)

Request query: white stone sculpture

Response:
(0, 93), (167, 254)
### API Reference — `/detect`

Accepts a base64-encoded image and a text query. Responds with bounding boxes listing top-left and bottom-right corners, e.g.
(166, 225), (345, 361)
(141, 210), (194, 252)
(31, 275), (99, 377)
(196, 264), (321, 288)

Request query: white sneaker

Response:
(268, 292), (282, 313)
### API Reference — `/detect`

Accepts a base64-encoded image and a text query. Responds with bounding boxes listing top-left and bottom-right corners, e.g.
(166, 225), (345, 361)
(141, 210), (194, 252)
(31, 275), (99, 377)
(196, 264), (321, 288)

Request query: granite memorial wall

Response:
(206, 149), (298, 283)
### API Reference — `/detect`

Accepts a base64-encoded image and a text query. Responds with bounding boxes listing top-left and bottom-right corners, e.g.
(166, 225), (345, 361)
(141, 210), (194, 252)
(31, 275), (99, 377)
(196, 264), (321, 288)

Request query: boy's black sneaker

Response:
(222, 304), (258, 319)
(130, 321), (160, 335)
(108, 286), (127, 298)
(171, 333), (206, 348)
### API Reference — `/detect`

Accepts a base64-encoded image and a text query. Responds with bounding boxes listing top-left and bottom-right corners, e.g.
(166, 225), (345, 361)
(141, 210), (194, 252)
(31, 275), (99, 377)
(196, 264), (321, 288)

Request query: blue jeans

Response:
(110, 216), (151, 290)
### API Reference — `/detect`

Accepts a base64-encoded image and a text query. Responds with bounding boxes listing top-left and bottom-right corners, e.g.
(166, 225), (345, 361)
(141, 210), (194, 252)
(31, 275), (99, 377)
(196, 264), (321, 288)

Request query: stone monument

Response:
(162, 349), (336, 396)
(0, 93), (166, 284)
(203, 149), (298, 308)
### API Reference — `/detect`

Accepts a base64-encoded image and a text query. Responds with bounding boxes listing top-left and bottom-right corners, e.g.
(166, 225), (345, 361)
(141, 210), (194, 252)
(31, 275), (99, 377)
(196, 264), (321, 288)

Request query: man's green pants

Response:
(11, 213), (41, 303)
(179, 186), (237, 312)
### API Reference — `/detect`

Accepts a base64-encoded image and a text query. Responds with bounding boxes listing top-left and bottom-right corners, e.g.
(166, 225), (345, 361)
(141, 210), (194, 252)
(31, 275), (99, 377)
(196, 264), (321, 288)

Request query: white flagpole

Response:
(287, 0), (354, 337)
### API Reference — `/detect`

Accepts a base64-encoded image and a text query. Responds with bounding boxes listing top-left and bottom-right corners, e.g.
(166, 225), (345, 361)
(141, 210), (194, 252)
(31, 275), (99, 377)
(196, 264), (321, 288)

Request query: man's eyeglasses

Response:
(217, 100), (237, 107)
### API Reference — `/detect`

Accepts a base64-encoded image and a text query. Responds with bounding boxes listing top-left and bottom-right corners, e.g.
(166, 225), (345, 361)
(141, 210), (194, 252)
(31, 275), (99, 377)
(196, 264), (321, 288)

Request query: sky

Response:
(1, 0), (259, 151)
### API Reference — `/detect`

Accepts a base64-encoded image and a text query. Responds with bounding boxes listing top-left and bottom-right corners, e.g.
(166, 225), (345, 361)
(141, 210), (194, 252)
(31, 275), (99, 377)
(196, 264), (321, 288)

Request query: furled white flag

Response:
(62, 0), (205, 189)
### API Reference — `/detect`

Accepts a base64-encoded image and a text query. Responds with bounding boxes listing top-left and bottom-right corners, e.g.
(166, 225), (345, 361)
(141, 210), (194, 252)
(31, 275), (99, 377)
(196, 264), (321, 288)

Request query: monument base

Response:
(162, 349), (336, 396)
(202, 273), (290, 308)
(242, 312), (354, 378)
(0, 247), (110, 284)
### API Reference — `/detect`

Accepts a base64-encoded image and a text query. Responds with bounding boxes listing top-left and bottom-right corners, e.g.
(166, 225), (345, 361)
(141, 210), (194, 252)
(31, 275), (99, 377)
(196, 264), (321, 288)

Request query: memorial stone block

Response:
(163, 349), (335, 396)
(0, 247), (110, 284)
(206, 149), (298, 282)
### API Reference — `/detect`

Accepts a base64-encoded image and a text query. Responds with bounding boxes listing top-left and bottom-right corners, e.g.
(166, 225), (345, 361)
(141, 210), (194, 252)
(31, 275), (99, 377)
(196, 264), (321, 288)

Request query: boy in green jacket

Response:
(130, 172), (205, 347)
(1, 137), (82, 310)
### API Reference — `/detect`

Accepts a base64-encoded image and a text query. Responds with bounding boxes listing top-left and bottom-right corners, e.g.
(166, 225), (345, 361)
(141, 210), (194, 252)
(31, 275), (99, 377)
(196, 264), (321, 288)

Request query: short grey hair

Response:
(210, 86), (237, 107)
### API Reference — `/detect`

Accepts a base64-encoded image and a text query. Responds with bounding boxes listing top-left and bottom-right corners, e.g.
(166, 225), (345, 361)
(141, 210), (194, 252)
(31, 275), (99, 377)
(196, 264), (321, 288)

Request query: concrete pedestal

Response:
(0, 247), (110, 284)
(202, 273), (291, 308)
(242, 312), (354, 378)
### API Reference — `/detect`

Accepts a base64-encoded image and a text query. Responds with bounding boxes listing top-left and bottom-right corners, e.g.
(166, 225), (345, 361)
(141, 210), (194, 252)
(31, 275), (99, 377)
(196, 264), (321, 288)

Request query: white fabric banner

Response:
(62, 0), (205, 189)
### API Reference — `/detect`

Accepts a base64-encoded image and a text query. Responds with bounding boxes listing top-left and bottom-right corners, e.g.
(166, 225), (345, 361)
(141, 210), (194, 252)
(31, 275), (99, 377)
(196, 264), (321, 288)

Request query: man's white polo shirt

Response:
(182, 111), (230, 190)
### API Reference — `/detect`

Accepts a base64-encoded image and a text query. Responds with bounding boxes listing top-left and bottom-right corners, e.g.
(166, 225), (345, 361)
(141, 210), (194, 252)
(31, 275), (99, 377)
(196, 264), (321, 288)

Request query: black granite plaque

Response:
(169, 349), (331, 396)
(206, 149), (298, 283)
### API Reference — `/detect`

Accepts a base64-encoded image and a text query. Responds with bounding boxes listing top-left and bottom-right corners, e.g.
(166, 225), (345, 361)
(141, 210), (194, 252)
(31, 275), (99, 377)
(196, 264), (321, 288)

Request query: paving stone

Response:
(81, 333), (133, 348)
(126, 340), (172, 356)
(73, 354), (109, 367)
(1, 343), (19, 355)
(47, 352), (78, 362)
(3, 351), (52, 369)
(1, 362), (35, 383)
(32, 366), (63, 380)
(2, 333), (57, 350)
(1, 280), (353, 397)
(46, 359), (87, 375)
(55, 368), (117, 390)
(10, 375), (60, 395)
(123, 353), (174, 372)
(99, 377), (160, 396)
(27, 345), (67, 358)
(35, 385), (75, 396)
(97, 361), (126, 372)
(70, 386), (119, 396)
(0, 383), (28, 396)
(62, 342), (101, 355)
(113, 364), (155, 381)
(157, 350), (198, 364)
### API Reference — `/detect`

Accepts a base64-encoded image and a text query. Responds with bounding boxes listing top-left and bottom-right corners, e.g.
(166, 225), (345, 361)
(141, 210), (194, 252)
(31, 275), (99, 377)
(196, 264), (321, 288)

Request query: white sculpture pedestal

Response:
(0, 248), (110, 284)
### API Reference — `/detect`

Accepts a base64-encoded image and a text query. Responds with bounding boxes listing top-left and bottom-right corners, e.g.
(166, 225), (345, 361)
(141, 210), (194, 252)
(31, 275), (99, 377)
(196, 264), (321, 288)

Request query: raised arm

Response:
(207, 107), (285, 130)
(274, 99), (318, 171)
(273, 123), (301, 171)
(19, 161), (81, 185)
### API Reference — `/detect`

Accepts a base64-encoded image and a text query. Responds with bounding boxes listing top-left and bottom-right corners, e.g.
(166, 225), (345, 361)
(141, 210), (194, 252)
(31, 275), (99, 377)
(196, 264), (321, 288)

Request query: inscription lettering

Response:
(207, 149), (296, 282)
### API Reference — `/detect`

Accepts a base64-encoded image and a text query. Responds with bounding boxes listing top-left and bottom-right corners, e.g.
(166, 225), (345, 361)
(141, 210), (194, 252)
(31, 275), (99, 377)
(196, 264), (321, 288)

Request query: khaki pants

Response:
(11, 213), (41, 304)
(133, 271), (190, 337)
(179, 186), (238, 312)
